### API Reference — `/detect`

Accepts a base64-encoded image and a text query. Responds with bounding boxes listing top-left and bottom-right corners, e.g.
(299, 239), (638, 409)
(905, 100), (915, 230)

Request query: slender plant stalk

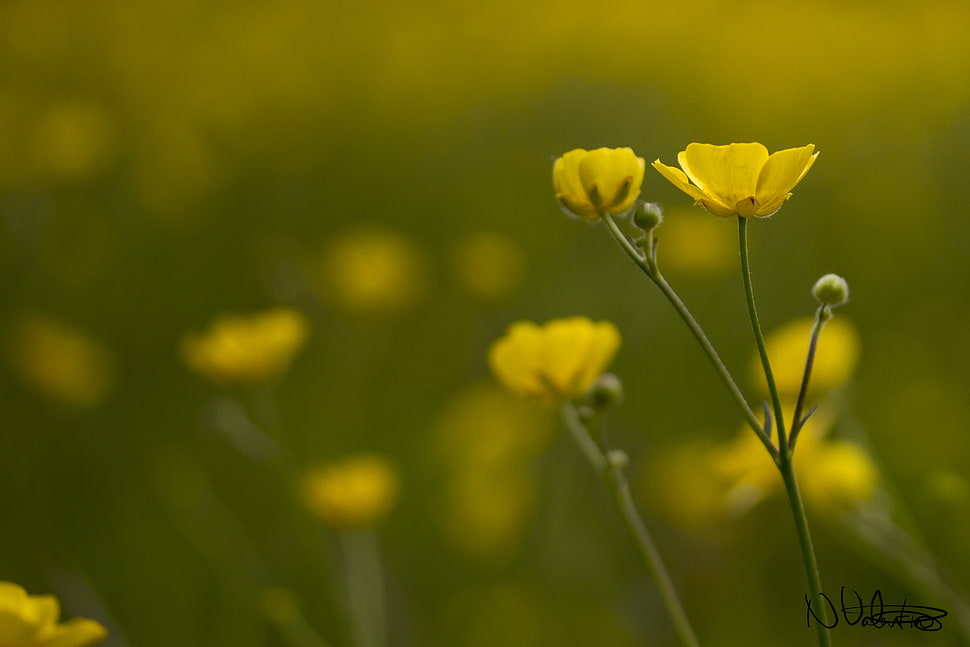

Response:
(339, 529), (387, 647)
(789, 304), (829, 451)
(600, 213), (776, 459)
(561, 403), (701, 647)
(737, 216), (832, 647)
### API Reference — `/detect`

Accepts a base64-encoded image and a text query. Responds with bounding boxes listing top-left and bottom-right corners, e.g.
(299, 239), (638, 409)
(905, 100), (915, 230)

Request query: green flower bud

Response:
(633, 201), (664, 232)
(586, 372), (624, 411)
(606, 449), (629, 470)
(812, 273), (850, 307)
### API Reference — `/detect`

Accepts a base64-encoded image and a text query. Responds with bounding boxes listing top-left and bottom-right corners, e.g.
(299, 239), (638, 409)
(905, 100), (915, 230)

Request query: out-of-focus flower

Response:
(799, 440), (878, 510)
(452, 231), (524, 301)
(7, 314), (116, 408)
(755, 317), (860, 397)
(0, 581), (106, 647)
(34, 99), (118, 183)
(553, 148), (645, 220)
(303, 454), (399, 530)
(488, 317), (620, 404)
(648, 404), (877, 525)
(180, 308), (308, 386)
(318, 227), (425, 314)
(656, 208), (734, 276)
(434, 384), (552, 558)
(652, 143), (817, 218)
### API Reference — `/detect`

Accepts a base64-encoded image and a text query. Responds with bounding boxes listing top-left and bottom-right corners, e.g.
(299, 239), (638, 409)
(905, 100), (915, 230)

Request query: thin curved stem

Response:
(737, 216), (831, 647)
(737, 217), (787, 452)
(561, 402), (701, 647)
(789, 304), (830, 452)
(600, 212), (776, 459)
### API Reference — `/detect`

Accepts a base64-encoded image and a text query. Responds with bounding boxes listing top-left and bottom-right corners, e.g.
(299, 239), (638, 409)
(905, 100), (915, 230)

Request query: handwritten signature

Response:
(806, 586), (947, 631)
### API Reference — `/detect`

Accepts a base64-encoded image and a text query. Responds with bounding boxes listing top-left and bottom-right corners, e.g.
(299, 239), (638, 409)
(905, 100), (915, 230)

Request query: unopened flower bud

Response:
(587, 372), (624, 411)
(606, 449), (629, 470)
(633, 202), (664, 232)
(812, 273), (850, 307)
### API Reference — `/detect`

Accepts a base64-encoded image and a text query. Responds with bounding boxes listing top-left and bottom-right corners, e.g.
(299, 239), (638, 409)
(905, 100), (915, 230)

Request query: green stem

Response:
(780, 457), (833, 647)
(789, 304), (830, 452)
(560, 402), (701, 647)
(737, 216), (831, 647)
(737, 217), (787, 450)
(339, 529), (386, 647)
(601, 213), (776, 459)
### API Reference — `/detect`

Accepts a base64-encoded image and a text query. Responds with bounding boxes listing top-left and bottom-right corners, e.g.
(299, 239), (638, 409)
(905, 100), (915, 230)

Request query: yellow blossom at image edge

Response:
(0, 581), (106, 647)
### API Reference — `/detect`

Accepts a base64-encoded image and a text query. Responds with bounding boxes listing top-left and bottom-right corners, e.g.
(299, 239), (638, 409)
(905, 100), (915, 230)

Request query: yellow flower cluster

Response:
(553, 142), (817, 221)
(488, 317), (620, 404)
(303, 454), (399, 530)
(0, 582), (106, 647)
(180, 307), (309, 385)
(649, 318), (875, 526)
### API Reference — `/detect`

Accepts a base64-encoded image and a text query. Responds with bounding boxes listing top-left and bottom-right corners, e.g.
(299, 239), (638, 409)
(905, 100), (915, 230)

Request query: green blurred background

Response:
(2, 0), (970, 646)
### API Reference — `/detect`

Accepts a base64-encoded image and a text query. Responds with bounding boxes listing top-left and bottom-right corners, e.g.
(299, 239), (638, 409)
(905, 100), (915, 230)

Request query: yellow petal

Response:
(553, 149), (597, 217)
(755, 145), (817, 211)
(40, 618), (107, 647)
(679, 143), (768, 209)
(488, 322), (547, 399)
(651, 160), (707, 202)
(577, 148), (644, 214)
(539, 318), (619, 398)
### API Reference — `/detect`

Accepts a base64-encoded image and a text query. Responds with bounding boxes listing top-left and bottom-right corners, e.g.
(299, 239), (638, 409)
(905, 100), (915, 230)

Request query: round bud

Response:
(587, 373), (624, 411)
(606, 449), (629, 470)
(812, 273), (850, 307)
(633, 202), (664, 232)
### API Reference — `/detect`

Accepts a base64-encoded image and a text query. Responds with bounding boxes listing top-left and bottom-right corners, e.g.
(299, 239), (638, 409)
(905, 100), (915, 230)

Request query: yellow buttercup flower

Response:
(553, 148), (645, 220)
(180, 308), (309, 385)
(0, 581), (106, 647)
(488, 317), (620, 403)
(652, 143), (818, 218)
(303, 455), (399, 530)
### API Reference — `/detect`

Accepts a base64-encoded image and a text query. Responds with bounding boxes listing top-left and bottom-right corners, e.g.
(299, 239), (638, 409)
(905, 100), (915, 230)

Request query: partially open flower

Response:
(652, 143), (817, 218)
(488, 317), (620, 403)
(553, 148), (645, 220)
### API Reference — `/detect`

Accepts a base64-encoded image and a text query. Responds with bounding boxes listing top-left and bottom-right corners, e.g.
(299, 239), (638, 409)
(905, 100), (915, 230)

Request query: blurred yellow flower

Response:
(649, 404), (877, 525)
(319, 227), (425, 314)
(656, 208), (734, 276)
(180, 308), (309, 385)
(755, 317), (860, 397)
(0, 581), (106, 647)
(303, 454), (399, 530)
(652, 143), (817, 218)
(434, 384), (552, 558)
(452, 231), (525, 301)
(488, 317), (620, 403)
(799, 440), (878, 511)
(553, 148), (645, 220)
(7, 314), (116, 408)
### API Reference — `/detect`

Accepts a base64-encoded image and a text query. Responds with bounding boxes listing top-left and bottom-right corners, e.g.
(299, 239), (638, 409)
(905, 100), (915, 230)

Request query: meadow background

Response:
(2, 1), (970, 646)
